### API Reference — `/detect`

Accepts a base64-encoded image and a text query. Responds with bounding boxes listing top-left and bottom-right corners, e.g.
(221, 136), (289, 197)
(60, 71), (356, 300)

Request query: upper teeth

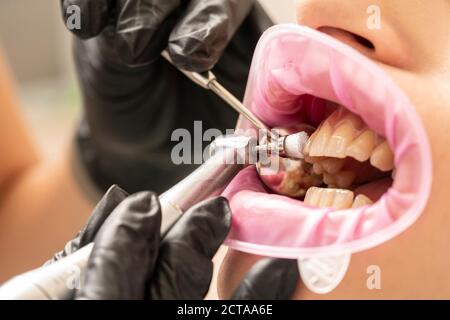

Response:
(256, 106), (394, 199)
(370, 141), (394, 172)
(304, 106), (394, 173)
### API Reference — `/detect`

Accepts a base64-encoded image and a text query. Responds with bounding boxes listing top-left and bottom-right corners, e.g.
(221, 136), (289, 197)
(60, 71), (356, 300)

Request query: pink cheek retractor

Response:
(222, 25), (432, 294)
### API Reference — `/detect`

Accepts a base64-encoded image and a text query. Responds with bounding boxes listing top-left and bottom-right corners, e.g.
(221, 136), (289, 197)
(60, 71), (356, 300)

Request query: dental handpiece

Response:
(160, 51), (312, 155)
(0, 135), (257, 300)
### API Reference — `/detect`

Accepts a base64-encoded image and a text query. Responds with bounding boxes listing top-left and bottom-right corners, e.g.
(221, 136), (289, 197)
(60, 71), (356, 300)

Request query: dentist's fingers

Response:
(168, 0), (255, 72)
(44, 185), (128, 265)
(113, 0), (182, 66)
(62, 0), (182, 66)
(61, 0), (256, 68)
(148, 197), (232, 300)
(76, 192), (162, 300)
(231, 258), (299, 300)
(60, 0), (114, 39)
(77, 185), (129, 246)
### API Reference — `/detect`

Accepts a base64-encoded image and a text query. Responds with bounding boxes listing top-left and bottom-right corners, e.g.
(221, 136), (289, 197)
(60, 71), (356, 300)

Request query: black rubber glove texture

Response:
(47, 190), (298, 300)
(44, 185), (129, 265)
(61, 0), (273, 194)
(76, 191), (162, 299)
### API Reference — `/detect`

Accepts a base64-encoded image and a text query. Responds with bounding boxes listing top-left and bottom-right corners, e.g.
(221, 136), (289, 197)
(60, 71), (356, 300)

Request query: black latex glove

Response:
(47, 185), (298, 299)
(45, 185), (129, 265)
(60, 0), (273, 194)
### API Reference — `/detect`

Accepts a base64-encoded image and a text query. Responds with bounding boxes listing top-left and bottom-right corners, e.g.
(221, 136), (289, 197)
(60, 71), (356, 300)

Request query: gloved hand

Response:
(47, 185), (298, 299)
(60, 0), (273, 195)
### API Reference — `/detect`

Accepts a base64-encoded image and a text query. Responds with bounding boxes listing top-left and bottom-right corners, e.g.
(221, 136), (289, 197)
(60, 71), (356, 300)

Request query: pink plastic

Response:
(222, 25), (432, 258)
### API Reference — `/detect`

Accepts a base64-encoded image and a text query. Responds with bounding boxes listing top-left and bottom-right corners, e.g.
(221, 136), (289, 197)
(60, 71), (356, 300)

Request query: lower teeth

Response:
(304, 187), (374, 211)
(257, 125), (322, 197)
(257, 157), (323, 197)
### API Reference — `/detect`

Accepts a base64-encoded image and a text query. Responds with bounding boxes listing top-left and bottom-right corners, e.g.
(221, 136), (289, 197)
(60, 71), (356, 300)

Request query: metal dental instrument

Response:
(160, 51), (311, 156)
(255, 131), (309, 160)
(0, 135), (257, 300)
(161, 51), (274, 138)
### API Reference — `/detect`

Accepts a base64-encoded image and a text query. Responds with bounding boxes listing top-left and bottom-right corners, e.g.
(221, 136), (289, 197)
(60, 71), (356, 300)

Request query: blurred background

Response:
(0, 0), (296, 161)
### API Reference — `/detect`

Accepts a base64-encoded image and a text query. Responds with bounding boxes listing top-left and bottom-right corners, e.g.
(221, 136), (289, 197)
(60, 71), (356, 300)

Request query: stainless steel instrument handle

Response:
(161, 50), (274, 137)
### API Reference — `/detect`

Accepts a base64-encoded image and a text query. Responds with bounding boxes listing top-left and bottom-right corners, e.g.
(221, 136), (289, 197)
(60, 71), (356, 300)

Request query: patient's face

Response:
(218, 0), (450, 299)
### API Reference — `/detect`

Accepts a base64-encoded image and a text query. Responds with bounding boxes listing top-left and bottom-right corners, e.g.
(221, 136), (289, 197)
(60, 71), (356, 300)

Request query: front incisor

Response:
(309, 121), (333, 157)
(326, 121), (355, 158)
(370, 141), (394, 172)
(346, 130), (378, 162)
(304, 106), (394, 168)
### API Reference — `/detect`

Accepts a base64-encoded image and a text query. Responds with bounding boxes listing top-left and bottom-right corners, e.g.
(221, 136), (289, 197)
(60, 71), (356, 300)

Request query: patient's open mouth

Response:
(222, 25), (432, 258)
(257, 97), (394, 211)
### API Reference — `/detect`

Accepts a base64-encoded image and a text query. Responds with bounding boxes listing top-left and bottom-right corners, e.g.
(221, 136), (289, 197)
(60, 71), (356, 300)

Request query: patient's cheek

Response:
(217, 249), (265, 299)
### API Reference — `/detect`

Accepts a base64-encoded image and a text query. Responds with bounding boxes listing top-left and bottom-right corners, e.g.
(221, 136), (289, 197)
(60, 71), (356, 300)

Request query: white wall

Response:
(0, 0), (70, 83)
(259, 0), (297, 23)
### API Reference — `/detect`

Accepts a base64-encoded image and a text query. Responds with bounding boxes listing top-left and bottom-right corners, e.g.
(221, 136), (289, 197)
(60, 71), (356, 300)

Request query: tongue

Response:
(353, 178), (393, 202)
(301, 95), (337, 127)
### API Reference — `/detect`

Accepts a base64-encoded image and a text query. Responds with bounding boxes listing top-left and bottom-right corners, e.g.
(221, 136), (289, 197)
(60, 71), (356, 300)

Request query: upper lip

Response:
(222, 25), (432, 258)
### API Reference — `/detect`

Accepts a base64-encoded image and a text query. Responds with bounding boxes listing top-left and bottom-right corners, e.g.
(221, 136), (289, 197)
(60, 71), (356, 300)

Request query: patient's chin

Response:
(217, 249), (263, 299)
(217, 249), (303, 299)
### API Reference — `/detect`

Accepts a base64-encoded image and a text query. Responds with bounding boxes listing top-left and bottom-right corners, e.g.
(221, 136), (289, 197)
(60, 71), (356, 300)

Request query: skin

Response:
(0, 50), (92, 282)
(218, 0), (450, 299)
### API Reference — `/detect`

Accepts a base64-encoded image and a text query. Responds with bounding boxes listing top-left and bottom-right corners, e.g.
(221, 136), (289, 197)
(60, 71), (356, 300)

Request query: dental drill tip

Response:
(284, 132), (309, 159)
